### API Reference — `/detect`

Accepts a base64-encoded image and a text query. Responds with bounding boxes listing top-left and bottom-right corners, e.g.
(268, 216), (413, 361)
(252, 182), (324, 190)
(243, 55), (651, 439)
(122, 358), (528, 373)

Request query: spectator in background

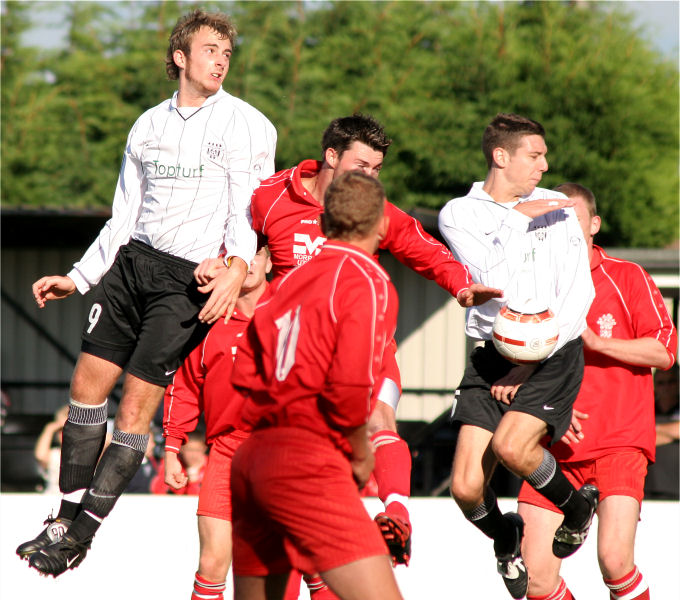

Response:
(644, 363), (679, 500)
(151, 431), (208, 495)
(34, 405), (69, 494)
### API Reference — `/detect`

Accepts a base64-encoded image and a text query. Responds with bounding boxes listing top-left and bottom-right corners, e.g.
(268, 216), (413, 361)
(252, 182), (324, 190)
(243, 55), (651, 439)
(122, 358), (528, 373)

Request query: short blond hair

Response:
(166, 10), (237, 80)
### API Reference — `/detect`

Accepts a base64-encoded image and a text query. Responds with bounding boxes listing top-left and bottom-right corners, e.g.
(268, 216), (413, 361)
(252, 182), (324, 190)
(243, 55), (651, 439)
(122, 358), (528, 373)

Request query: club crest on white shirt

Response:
(206, 141), (224, 161)
(596, 313), (616, 338)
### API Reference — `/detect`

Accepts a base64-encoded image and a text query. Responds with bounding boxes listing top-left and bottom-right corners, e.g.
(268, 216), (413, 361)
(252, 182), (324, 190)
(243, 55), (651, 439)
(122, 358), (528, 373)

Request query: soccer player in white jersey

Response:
(17, 9), (276, 578)
(438, 114), (598, 599)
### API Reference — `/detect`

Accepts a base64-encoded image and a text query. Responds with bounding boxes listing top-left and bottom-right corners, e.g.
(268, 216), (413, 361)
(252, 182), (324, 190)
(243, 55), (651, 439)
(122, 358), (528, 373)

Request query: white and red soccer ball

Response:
(492, 301), (559, 364)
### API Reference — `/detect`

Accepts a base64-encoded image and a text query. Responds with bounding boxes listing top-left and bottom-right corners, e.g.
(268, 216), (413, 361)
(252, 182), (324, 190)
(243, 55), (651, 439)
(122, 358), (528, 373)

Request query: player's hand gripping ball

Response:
(492, 301), (559, 364)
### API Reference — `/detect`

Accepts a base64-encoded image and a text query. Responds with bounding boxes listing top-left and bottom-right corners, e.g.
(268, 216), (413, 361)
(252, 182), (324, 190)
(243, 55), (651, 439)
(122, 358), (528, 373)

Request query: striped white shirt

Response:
(438, 182), (594, 354)
(69, 88), (276, 293)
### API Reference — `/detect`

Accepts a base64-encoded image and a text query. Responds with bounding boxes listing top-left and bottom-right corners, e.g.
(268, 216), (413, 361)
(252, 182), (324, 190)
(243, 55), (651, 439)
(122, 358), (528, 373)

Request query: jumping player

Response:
(17, 9), (276, 578)
(229, 171), (403, 600)
(438, 114), (599, 598)
(517, 182), (677, 600)
(197, 114), (502, 571)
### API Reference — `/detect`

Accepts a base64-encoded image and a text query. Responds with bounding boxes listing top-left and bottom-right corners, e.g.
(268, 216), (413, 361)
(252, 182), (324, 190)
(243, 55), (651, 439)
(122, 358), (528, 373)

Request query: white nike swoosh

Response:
(66, 554), (80, 568)
(87, 490), (116, 499)
(165, 369), (177, 376)
(543, 405), (555, 411)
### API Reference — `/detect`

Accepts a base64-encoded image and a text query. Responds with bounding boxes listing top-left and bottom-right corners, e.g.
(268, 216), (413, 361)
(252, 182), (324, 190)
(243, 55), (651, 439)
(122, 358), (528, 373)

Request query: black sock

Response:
(67, 511), (101, 541)
(57, 499), (81, 522)
(59, 401), (107, 494)
(462, 488), (507, 540)
(81, 430), (148, 520)
(525, 448), (589, 526)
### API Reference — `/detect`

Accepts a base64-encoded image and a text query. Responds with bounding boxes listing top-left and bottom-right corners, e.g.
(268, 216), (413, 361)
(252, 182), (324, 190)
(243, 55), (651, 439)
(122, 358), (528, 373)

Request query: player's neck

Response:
(482, 171), (521, 204)
(304, 162), (335, 206)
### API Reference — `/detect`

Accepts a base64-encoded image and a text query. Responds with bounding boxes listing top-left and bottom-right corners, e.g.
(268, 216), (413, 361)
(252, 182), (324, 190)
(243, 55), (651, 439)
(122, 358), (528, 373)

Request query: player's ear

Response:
(493, 147), (508, 168)
(591, 215), (601, 237)
(173, 49), (187, 71)
(325, 147), (339, 169)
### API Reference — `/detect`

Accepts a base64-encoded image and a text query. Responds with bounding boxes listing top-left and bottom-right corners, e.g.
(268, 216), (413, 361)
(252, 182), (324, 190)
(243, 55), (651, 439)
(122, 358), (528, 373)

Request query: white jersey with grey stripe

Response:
(438, 182), (594, 355)
(68, 88), (276, 294)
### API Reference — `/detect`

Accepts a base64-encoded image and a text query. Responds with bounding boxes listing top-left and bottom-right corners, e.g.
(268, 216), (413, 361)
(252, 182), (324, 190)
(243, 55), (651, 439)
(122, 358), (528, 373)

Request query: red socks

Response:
(527, 578), (574, 600)
(527, 568), (649, 600)
(303, 574), (341, 599)
(605, 566), (649, 600)
(191, 572), (226, 600)
(370, 430), (412, 522)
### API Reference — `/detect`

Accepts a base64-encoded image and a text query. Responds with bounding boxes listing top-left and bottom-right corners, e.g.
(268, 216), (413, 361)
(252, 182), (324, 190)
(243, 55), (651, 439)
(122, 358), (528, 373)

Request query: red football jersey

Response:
(163, 307), (254, 452)
(551, 246), (677, 463)
(250, 159), (472, 294)
(232, 241), (399, 456)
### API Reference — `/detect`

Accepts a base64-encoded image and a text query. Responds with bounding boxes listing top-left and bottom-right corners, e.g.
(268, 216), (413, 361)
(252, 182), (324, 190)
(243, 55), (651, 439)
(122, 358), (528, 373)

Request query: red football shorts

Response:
(518, 450), (648, 511)
(231, 427), (388, 576)
(197, 429), (250, 521)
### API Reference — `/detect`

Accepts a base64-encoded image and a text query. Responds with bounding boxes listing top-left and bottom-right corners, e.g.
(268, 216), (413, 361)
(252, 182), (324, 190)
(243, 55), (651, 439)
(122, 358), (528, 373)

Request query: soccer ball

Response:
(492, 302), (559, 364)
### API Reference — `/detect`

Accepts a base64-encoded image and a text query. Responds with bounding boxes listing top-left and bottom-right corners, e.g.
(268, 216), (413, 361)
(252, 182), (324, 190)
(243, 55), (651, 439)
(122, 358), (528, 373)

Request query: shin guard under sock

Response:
(58, 400), (107, 495)
(525, 448), (590, 527)
(80, 429), (148, 522)
(605, 566), (649, 600)
(371, 430), (411, 520)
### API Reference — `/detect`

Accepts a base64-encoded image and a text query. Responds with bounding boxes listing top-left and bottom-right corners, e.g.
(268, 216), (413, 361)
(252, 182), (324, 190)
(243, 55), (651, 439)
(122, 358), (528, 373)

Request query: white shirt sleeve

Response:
(223, 112), (277, 266)
(68, 122), (146, 294)
(439, 198), (531, 291)
(549, 207), (594, 348)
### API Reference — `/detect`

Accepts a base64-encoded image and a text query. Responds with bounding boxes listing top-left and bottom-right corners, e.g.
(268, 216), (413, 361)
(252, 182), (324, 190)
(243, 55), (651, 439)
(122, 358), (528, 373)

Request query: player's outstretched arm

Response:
(582, 327), (674, 369)
(513, 197), (575, 219)
(32, 275), (76, 308)
(456, 283), (504, 307)
(197, 258), (248, 324)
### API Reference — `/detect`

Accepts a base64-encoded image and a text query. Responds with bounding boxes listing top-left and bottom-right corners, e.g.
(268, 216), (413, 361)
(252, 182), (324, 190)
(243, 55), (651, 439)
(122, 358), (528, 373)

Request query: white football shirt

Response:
(438, 182), (594, 353)
(69, 88), (276, 293)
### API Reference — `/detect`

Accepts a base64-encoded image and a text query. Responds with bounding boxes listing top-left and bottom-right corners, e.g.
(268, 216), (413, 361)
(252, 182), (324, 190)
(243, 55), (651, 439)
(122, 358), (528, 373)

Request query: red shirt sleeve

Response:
(162, 339), (206, 453)
(626, 263), (677, 366)
(380, 201), (471, 296)
(320, 266), (395, 430)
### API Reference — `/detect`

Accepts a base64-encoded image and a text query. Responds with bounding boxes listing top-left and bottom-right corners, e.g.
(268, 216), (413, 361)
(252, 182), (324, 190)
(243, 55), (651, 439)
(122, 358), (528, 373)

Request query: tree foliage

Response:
(1, 0), (677, 247)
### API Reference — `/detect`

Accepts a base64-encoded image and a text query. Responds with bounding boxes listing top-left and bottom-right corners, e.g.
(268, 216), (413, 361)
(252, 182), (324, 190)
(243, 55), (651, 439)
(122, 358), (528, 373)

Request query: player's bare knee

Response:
(491, 435), (525, 472)
(198, 555), (230, 582)
(449, 473), (483, 509)
(597, 544), (633, 580)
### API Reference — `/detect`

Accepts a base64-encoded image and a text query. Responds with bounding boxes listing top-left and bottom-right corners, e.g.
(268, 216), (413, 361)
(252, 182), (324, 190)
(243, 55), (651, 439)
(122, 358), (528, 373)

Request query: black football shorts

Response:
(452, 338), (584, 445)
(80, 240), (211, 387)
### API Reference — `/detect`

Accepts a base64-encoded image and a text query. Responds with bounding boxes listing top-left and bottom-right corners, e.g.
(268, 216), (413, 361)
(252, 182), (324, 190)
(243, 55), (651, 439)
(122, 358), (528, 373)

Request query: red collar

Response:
(290, 159), (323, 207)
(590, 244), (605, 271)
